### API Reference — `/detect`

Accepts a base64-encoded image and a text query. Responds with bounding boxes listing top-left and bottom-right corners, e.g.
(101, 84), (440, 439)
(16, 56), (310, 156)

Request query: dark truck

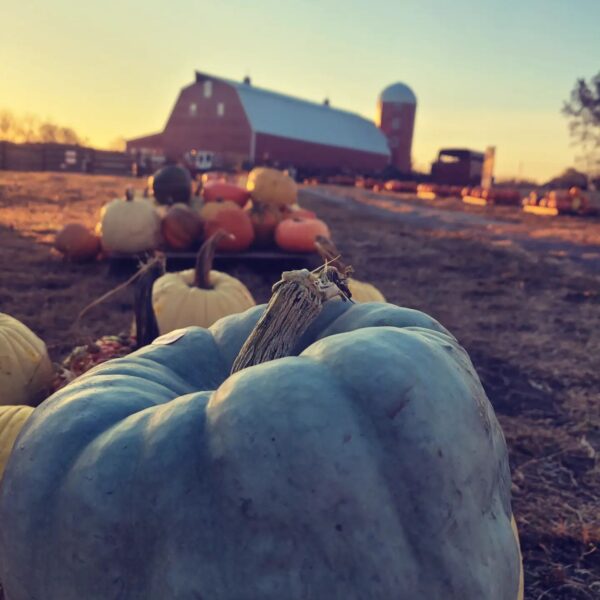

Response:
(431, 148), (484, 186)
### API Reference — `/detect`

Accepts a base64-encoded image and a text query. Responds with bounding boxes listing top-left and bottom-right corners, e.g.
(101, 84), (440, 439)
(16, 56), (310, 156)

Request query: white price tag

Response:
(152, 329), (187, 346)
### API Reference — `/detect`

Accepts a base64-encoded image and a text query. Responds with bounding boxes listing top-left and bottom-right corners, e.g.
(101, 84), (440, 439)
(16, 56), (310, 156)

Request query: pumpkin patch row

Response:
(352, 178), (599, 218)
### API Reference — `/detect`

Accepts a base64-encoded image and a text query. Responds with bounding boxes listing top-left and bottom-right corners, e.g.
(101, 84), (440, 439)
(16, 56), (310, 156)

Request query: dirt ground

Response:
(1, 171), (599, 599)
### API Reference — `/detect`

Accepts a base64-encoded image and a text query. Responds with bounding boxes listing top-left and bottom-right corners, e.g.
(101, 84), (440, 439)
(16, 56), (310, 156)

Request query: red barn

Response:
(127, 71), (392, 173)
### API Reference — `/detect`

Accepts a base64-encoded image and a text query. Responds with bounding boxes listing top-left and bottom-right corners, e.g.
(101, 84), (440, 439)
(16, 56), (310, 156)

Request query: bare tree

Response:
(19, 114), (40, 143)
(0, 108), (85, 145)
(563, 72), (600, 179)
(57, 126), (82, 145)
(0, 110), (14, 139)
(38, 122), (60, 143)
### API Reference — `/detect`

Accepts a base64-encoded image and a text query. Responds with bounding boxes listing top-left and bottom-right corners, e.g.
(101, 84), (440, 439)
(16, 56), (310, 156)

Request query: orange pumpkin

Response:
(54, 223), (101, 262)
(204, 205), (254, 252)
(202, 182), (250, 206)
(245, 202), (281, 248)
(161, 203), (204, 251)
(275, 217), (330, 253)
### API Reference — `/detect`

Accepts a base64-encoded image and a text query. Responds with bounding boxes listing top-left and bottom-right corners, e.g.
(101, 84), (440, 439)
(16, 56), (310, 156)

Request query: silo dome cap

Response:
(379, 82), (417, 104)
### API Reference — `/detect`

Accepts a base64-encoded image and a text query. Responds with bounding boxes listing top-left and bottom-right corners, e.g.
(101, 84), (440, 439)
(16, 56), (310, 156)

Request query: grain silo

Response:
(376, 83), (417, 173)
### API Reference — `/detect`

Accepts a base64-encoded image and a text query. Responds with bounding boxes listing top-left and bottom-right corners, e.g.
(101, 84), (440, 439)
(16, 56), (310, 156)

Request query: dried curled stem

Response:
(230, 265), (349, 374)
(314, 235), (354, 290)
(134, 257), (166, 348)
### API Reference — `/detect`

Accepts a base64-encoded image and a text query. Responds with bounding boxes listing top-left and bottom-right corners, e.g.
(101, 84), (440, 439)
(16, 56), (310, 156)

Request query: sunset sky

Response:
(3, 0), (599, 181)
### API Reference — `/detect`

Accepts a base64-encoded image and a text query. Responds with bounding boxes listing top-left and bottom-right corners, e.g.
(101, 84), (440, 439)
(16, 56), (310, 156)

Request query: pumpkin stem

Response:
(193, 230), (234, 289)
(125, 188), (135, 201)
(134, 256), (166, 348)
(230, 266), (348, 374)
(314, 235), (345, 271)
(314, 236), (354, 299)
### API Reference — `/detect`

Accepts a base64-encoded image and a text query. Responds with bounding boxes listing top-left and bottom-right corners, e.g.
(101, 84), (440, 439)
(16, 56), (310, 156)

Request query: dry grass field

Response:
(0, 171), (599, 598)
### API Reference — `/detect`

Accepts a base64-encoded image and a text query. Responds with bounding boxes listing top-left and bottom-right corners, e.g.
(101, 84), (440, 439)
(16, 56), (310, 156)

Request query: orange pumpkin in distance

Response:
(54, 223), (101, 262)
(275, 217), (331, 253)
(204, 205), (254, 252)
(161, 203), (204, 251)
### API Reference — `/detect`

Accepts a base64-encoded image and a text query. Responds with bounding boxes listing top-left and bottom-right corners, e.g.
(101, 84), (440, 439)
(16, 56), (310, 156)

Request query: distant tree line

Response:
(0, 109), (86, 146)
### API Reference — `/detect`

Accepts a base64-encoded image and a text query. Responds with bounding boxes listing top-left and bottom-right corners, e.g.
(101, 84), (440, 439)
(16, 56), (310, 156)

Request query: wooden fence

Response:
(0, 142), (133, 176)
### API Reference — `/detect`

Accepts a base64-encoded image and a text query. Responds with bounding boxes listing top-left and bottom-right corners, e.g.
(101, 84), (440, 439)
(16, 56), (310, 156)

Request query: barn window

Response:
(392, 117), (401, 130)
(203, 81), (213, 98)
(189, 103), (197, 116)
(217, 102), (225, 117)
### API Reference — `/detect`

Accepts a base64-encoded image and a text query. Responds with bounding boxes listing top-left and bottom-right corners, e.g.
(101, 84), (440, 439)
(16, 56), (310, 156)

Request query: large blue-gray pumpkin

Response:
(0, 298), (522, 599)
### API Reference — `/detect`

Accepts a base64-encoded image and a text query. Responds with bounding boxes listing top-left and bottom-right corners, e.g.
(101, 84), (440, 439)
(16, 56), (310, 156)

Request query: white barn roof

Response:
(197, 72), (390, 157)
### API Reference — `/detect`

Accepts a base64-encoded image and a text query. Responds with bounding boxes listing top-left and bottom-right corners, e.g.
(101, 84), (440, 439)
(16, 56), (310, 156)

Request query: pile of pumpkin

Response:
(522, 187), (593, 214)
(54, 166), (333, 262)
(461, 187), (523, 206)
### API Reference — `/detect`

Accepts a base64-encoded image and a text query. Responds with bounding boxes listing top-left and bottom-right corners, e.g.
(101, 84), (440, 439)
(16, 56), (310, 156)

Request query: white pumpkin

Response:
(97, 190), (161, 254)
(152, 231), (256, 334)
(0, 313), (53, 406)
(0, 406), (34, 479)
